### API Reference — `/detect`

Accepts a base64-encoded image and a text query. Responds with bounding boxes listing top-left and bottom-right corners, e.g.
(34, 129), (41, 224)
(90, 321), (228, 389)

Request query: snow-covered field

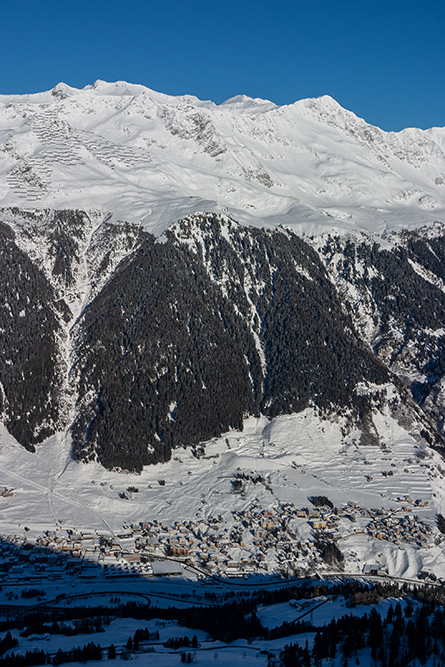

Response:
(0, 595), (434, 667)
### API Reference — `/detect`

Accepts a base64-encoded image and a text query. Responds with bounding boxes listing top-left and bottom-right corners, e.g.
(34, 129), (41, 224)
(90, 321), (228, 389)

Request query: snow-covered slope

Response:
(1, 80), (444, 235)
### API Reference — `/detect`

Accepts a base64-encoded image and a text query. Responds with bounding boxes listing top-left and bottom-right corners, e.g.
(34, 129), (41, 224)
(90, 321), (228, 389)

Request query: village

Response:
(0, 491), (437, 587)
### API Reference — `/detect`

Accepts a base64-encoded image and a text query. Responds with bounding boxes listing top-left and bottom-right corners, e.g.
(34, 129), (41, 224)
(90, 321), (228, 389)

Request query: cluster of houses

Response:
(0, 495), (435, 581)
(367, 511), (431, 545)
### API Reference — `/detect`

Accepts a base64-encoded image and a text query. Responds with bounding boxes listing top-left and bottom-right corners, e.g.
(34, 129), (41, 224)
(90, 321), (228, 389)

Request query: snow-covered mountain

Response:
(1, 80), (444, 235)
(1, 82), (445, 580)
(0, 82), (444, 473)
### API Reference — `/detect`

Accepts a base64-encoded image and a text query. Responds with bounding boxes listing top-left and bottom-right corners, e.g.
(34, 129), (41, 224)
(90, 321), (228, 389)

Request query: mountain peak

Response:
(51, 82), (78, 99)
(311, 93), (342, 107)
(220, 93), (277, 113)
(294, 93), (358, 121)
(86, 79), (153, 96)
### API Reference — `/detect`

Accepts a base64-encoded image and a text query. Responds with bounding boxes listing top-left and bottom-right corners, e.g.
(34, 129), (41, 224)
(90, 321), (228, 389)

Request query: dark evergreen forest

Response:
(0, 210), (444, 470)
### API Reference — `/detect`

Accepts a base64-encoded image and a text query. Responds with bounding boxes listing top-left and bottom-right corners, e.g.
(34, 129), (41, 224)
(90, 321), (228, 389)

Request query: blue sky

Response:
(1, 0), (443, 131)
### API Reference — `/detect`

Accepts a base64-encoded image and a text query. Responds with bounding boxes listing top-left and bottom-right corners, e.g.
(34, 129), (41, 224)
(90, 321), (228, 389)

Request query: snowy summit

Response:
(0, 80), (444, 236)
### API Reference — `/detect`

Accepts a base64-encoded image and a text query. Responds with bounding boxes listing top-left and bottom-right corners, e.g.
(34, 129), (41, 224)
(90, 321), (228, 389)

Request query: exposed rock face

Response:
(0, 209), (444, 470)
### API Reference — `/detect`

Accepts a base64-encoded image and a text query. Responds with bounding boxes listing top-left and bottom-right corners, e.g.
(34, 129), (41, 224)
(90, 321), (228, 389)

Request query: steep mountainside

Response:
(0, 208), (444, 471)
(0, 82), (444, 471)
(0, 219), (67, 447)
(316, 226), (445, 439)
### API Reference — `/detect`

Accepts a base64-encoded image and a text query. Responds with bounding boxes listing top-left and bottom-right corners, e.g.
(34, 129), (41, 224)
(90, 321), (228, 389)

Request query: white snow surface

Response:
(1, 80), (445, 236)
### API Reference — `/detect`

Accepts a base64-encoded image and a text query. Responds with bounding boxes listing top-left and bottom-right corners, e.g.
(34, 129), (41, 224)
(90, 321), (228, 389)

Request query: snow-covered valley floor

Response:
(1, 406), (445, 582)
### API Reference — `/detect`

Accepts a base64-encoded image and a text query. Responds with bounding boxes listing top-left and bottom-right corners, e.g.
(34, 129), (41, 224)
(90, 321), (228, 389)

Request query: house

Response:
(123, 553), (141, 563)
(168, 545), (190, 557)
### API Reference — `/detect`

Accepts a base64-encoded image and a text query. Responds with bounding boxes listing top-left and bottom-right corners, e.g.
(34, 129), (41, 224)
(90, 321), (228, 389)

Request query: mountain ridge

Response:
(1, 83), (445, 579)
(1, 81), (444, 237)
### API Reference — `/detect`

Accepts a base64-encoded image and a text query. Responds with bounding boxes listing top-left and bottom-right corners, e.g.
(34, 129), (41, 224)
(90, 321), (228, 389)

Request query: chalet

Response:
(168, 545), (190, 556)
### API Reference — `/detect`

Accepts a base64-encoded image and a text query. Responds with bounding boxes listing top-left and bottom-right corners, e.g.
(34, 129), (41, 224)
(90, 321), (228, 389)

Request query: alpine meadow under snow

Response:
(1, 80), (445, 593)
